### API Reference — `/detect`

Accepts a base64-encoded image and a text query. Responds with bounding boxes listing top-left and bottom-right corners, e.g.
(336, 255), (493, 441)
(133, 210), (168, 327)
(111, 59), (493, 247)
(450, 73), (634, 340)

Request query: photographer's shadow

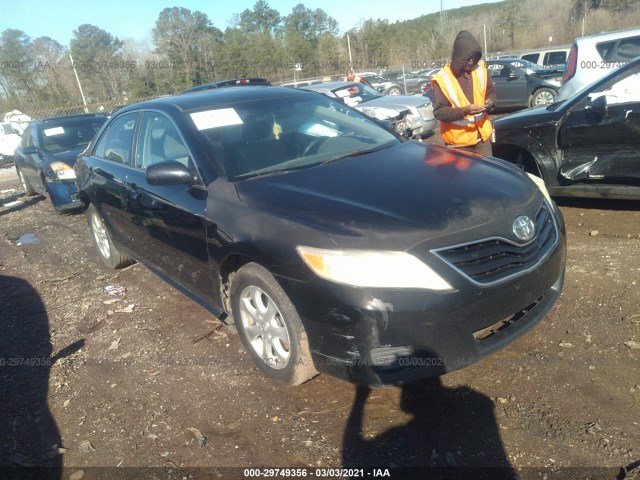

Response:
(343, 364), (517, 479)
(0, 275), (83, 478)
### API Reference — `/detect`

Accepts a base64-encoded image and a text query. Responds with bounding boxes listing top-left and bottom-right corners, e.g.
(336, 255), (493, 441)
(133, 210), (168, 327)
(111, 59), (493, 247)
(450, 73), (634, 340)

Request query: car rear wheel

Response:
(530, 88), (556, 107)
(387, 86), (401, 95)
(86, 204), (132, 269)
(230, 262), (317, 386)
(17, 167), (36, 196)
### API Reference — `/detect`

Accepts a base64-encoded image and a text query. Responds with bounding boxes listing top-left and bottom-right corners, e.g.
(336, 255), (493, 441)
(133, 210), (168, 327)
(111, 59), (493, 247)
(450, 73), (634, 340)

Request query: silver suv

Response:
(557, 27), (640, 101)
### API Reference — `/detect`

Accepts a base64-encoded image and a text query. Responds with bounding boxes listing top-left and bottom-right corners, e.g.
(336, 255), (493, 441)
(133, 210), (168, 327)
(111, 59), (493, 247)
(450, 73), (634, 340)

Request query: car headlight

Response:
(360, 107), (401, 121)
(296, 246), (453, 290)
(526, 172), (552, 206)
(50, 162), (76, 180)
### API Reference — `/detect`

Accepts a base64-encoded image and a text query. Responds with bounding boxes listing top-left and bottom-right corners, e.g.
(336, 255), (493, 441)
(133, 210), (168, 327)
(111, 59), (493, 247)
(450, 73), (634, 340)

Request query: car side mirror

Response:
(589, 95), (608, 118)
(22, 146), (39, 155)
(146, 161), (194, 186)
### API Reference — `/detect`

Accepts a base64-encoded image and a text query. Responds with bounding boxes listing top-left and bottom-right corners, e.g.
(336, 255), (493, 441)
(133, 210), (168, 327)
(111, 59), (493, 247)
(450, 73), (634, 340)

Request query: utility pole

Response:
(69, 53), (88, 113)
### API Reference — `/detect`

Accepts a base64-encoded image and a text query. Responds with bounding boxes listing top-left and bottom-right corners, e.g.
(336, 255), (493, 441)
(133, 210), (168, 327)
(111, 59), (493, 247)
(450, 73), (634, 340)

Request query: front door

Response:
(557, 65), (640, 183)
(123, 111), (215, 303)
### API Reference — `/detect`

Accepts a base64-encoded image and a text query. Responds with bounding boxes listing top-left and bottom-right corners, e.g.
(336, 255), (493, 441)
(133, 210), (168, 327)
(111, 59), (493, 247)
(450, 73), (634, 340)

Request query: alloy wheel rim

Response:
(536, 91), (555, 105)
(19, 170), (28, 193)
(91, 214), (111, 260)
(238, 285), (290, 370)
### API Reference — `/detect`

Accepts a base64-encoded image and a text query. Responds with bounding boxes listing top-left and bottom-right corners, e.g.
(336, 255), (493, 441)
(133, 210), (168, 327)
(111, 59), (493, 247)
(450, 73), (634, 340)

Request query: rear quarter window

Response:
(596, 40), (617, 60)
(615, 36), (640, 61)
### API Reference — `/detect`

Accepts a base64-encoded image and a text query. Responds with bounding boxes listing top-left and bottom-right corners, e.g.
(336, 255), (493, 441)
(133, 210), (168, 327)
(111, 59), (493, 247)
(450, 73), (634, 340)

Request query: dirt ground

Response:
(0, 151), (639, 480)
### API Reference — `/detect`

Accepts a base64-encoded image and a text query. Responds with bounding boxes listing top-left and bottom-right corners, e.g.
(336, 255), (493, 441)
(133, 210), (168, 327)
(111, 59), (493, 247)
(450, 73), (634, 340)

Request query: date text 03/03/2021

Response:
(243, 468), (391, 478)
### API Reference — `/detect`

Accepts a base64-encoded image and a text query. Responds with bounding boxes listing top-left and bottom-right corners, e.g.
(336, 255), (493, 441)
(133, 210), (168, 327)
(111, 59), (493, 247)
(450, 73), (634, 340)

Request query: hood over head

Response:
(450, 30), (482, 76)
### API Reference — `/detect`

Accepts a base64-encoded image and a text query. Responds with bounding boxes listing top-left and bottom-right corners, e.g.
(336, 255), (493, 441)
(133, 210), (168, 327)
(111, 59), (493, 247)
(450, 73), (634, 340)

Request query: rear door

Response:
(557, 64), (640, 183)
(18, 126), (45, 192)
(488, 63), (528, 108)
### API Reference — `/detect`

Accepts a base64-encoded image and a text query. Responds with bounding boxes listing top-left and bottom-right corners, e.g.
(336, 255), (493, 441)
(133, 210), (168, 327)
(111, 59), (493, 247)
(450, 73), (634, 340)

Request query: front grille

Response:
(433, 201), (558, 286)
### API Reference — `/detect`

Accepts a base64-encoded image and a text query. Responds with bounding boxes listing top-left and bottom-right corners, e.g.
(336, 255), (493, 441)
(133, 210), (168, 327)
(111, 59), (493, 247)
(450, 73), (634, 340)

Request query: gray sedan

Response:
(302, 81), (436, 140)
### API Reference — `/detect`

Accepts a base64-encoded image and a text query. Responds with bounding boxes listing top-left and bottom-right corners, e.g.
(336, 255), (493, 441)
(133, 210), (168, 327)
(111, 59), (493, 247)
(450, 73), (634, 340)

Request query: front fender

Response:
(493, 129), (559, 189)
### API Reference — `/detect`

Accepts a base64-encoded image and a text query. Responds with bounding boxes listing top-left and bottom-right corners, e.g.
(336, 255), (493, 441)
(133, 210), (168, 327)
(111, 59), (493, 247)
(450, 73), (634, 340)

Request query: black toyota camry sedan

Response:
(75, 85), (566, 387)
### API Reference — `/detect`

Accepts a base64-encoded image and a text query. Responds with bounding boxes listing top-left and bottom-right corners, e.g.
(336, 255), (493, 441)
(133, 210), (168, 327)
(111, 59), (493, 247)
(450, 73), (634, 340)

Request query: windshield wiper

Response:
(320, 144), (392, 165)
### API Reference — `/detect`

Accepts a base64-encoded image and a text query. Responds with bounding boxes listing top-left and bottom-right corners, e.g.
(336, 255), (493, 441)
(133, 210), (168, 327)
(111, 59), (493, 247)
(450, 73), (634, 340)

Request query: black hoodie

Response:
(432, 30), (496, 123)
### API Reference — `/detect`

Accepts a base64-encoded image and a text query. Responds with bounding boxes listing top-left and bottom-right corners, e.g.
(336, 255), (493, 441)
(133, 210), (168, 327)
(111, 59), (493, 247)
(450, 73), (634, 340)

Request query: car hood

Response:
(494, 104), (562, 130)
(233, 141), (543, 250)
(44, 145), (88, 166)
(360, 95), (430, 111)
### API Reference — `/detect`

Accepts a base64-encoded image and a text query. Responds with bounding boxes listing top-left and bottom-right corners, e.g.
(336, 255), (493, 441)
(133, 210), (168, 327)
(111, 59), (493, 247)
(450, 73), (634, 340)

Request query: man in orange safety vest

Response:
(431, 30), (497, 156)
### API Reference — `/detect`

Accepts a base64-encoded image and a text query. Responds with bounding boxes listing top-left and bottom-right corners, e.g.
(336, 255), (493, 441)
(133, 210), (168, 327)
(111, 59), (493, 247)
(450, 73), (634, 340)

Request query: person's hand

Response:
(463, 104), (486, 115)
(484, 99), (494, 111)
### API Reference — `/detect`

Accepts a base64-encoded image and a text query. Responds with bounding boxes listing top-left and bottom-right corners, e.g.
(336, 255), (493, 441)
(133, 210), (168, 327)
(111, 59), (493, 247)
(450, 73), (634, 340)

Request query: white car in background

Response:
(557, 27), (640, 101)
(302, 81), (436, 140)
(0, 122), (22, 167)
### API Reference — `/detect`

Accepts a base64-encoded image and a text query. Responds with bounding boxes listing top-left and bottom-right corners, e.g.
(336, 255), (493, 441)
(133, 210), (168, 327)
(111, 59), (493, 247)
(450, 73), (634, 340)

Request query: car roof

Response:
(180, 78), (271, 94)
(114, 86), (314, 116)
(36, 113), (106, 126)
(575, 26), (640, 42)
(302, 81), (362, 91)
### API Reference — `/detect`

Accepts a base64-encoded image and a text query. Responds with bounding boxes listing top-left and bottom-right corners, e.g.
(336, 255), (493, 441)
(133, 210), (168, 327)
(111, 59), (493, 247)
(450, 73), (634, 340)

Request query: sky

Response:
(1, 0), (502, 47)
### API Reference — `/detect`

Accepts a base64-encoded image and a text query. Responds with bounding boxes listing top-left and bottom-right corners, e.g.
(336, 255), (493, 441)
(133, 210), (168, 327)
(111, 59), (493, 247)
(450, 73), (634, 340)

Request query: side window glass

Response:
(589, 66), (640, 105)
(546, 52), (566, 65)
(100, 113), (137, 165)
(521, 53), (538, 64)
(615, 36), (640, 61)
(596, 40), (616, 60)
(136, 112), (191, 170)
(21, 126), (32, 148)
(94, 129), (109, 158)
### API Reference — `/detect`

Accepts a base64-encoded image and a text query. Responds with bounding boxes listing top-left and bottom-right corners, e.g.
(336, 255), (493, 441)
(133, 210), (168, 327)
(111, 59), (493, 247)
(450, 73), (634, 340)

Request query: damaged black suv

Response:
(492, 56), (640, 200)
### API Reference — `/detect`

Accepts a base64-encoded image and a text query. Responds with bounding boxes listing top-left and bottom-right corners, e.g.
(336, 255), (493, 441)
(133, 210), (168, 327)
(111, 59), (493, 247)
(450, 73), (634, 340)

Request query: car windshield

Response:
(39, 118), (105, 154)
(191, 93), (400, 180)
(330, 83), (383, 105)
(0, 124), (19, 135)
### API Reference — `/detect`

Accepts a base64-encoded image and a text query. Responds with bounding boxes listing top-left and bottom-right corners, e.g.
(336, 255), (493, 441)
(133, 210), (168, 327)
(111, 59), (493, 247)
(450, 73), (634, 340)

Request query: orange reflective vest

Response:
(431, 61), (493, 147)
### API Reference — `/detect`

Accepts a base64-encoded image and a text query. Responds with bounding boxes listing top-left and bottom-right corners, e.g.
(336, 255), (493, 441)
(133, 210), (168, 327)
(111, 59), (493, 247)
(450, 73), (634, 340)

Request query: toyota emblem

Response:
(513, 215), (535, 241)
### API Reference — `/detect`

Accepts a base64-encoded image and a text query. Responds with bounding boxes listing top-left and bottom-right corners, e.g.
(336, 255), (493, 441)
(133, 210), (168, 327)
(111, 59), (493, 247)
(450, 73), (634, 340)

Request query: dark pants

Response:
(447, 139), (493, 157)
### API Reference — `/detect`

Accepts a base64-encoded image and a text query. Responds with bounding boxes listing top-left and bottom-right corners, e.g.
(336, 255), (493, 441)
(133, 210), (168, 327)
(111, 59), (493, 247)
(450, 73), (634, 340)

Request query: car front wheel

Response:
(530, 88), (556, 107)
(230, 262), (317, 386)
(387, 86), (401, 95)
(86, 204), (132, 269)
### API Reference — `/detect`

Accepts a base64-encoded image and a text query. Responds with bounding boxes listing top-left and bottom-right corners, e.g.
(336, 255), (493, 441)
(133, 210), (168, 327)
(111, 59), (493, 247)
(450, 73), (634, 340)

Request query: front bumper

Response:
(46, 179), (82, 212)
(278, 226), (566, 387)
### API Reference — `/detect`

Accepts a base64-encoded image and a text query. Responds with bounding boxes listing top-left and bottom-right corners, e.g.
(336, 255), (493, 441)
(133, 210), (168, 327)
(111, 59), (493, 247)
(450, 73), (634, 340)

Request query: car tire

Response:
(530, 88), (556, 107)
(387, 86), (401, 96)
(418, 82), (428, 93)
(230, 262), (318, 386)
(85, 204), (133, 269)
(17, 167), (36, 196)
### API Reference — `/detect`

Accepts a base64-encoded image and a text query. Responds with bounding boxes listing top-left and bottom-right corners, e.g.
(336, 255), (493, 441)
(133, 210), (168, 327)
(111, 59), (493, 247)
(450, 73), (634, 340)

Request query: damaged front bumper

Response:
(278, 228), (566, 387)
(46, 179), (82, 212)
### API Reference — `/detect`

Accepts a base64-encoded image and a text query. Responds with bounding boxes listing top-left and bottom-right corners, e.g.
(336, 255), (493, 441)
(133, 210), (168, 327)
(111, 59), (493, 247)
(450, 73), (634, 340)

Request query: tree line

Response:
(0, 0), (638, 115)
